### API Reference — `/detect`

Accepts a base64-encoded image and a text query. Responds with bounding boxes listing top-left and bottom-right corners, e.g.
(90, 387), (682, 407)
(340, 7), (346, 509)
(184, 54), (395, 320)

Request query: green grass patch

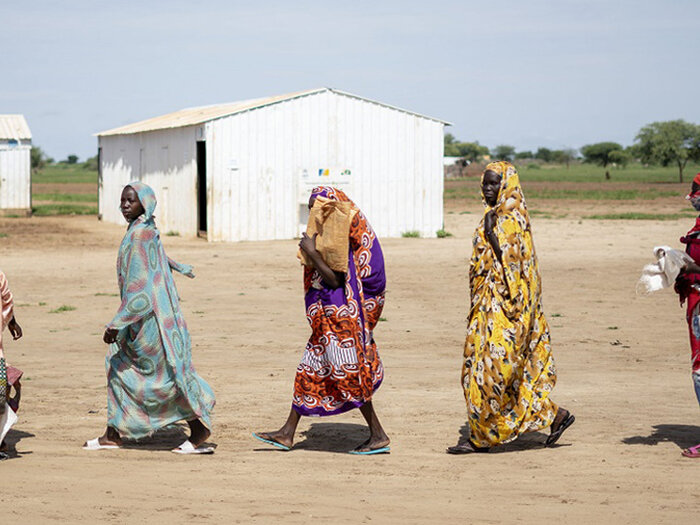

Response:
(94, 292), (118, 297)
(33, 164), (97, 184)
(515, 163), (700, 183)
(526, 188), (679, 200)
(586, 212), (697, 220)
(436, 229), (453, 238)
(401, 230), (420, 238)
(32, 204), (98, 216)
(33, 192), (96, 203)
(166, 231), (180, 237)
(0, 233), (7, 238)
(49, 304), (76, 313)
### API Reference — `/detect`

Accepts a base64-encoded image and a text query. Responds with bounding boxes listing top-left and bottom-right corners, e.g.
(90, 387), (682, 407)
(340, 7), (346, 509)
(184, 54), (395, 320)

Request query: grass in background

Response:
(32, 204), (98, 216)
(586, 212), (697, 220)
(436, 229), (453, 238)
(33, 163), (97, 184)
(515, 162), (700, 183)
(401, 231), (420, 238)
(33, 192), (96, 202)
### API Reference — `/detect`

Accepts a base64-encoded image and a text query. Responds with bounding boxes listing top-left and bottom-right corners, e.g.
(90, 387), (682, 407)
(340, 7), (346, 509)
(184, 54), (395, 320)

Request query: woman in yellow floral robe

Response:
(448, 161), (574, 454)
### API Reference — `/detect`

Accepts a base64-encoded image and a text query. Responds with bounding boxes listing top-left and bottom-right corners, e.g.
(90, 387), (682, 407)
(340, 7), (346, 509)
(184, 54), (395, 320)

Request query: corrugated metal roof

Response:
(0, 115), (31, 140)
(97, 88), (450, 136)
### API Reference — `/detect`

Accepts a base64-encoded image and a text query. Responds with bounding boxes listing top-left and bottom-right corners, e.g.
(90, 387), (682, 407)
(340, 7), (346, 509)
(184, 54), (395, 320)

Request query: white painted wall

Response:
(99, 127), (199, 235)
(0, 142), (31, 212)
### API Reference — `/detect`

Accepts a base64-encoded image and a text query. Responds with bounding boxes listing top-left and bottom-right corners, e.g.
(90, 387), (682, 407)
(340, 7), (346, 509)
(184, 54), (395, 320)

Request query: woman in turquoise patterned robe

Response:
(84, 182), (215, 453)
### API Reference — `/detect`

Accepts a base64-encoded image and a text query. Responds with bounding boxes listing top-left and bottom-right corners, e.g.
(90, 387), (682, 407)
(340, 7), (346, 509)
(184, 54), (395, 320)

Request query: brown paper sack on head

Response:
(298, 196), (358, 273)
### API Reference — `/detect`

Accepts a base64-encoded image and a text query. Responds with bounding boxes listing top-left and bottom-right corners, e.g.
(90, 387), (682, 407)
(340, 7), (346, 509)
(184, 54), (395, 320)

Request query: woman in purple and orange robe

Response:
(254, 186), (390, 454)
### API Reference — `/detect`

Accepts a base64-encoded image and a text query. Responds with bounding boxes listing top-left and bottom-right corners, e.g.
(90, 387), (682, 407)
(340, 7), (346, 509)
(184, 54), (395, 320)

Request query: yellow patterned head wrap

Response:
(482, 161), (530, 228)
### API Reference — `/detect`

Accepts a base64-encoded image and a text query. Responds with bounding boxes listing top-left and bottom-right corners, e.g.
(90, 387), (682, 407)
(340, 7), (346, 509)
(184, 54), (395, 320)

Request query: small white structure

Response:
(97, 88), (448, 241)
(0, 115), (32, 216)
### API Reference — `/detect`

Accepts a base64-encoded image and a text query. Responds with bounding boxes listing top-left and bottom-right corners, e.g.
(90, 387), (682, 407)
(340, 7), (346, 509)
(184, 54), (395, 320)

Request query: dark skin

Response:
(86, 186), (210, 449)
(255, 195), (390, 452)
(447, 169), (571, 453)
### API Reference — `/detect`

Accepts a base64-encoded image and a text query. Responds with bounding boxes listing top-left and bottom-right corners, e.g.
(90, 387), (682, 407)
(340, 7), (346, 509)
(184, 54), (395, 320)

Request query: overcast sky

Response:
(2, 0), (698, 160)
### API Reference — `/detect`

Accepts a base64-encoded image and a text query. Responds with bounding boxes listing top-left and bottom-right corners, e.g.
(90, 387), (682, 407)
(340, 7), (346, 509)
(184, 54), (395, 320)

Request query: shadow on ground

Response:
(449, 422), (570, 454)
(292, 422), (369, 453)
(1, 428), (35, 459)
(622, 424), (700, 450)
(120, 423), (216, 451)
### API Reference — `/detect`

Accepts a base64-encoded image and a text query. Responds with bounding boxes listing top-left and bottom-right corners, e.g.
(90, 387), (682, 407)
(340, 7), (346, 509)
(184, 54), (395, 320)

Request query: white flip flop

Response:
(171, 440), (214, 455)
(83, 437), (120, 450)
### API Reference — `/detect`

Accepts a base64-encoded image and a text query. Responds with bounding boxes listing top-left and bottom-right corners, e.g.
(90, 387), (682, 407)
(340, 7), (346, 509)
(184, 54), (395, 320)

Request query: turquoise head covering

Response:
(126, 181), (156, 222)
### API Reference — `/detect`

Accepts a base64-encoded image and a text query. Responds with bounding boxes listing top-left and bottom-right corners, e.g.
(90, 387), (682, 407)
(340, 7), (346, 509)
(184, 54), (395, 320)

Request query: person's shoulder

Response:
(128, 223), (156, 242)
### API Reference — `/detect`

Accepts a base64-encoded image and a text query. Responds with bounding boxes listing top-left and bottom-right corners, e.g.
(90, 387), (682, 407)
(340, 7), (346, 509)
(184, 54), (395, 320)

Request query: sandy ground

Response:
(1, 203), (700, 524)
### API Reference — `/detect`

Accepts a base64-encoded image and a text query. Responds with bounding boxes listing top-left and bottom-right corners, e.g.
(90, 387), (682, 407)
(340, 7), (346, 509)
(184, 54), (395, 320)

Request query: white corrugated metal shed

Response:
(0, 115), (32, 140)
(98, 88), (449, 241)
(0, 115), (32, 215)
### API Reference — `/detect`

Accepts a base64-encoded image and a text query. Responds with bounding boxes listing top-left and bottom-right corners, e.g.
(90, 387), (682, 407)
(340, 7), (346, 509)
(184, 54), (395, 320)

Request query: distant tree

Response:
(608, 149), (630, 167)
(552, 148), (578, 169)
(492, 144), (515, 162)
(535, 147), (554, 162)
(634, 120), (700, 182)
(82, 155), (98, 171)
(30, 146), (47, 173)
(514, 150), (534, 160)
(581, 142), (624, 179)
(65, 154), (79, 164)
(443, 134), (489, 163)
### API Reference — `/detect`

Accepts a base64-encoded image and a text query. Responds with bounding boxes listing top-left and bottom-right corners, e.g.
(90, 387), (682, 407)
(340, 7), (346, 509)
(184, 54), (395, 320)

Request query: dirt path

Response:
(1, 212), (699, 523)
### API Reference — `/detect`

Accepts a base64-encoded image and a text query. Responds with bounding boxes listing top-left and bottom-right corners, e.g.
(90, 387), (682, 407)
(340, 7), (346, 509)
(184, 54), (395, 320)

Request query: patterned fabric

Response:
(0, 269), (14, 360)
(0, 358), (6, 418)
(462, 161), (558, 448)
(293, 186), (386, 416)
(0, 270), (14, 418)
(105, 182), (215, 439)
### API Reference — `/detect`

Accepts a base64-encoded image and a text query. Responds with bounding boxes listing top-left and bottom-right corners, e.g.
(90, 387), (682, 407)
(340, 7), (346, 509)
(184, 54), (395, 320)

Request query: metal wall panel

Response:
(0, 145), (31, 211)
(98, 127), (198, 235)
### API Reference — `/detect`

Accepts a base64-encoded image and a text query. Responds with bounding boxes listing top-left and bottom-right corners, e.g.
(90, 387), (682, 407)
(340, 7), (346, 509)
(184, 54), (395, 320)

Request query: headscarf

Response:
(125, 181), (157, 224)
(482, 161), (530, 231)
(310, 186), (354, 206)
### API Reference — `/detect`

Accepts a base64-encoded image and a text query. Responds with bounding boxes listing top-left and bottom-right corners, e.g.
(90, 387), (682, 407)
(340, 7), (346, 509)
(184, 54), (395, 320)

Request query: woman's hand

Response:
(299, 232), (318, 256)
(103, 328), (119, 344)
(7, 317), (22, 340)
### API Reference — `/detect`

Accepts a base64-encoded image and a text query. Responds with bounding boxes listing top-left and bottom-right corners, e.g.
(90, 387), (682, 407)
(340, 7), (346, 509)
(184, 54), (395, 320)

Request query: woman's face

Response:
(120, 186), (144, 222)
(482, 170), (502, 206)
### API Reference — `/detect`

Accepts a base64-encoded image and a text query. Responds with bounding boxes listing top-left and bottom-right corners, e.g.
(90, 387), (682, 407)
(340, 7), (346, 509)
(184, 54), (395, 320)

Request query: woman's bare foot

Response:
(84, 426), (122, 448)
(187, 419), (211, 448)
(545, 407), (575, 447)
(254, 430), (294, 450)
(351, 435), (391, 453)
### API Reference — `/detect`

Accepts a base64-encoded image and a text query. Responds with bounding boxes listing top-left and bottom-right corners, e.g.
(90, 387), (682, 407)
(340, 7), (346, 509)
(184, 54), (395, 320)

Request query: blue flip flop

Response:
(348, 446), (390, 455)
(252, 432), (291, 451)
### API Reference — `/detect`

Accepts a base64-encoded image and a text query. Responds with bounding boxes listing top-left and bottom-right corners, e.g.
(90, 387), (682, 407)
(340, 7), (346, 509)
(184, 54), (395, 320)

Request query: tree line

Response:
(31, 147), (97, 173)
(445, 119), (700, 182)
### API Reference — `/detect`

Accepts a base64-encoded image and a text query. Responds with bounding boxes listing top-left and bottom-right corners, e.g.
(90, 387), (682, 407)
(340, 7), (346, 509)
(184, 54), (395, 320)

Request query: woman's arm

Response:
(299, 232), (345, 289)
(484, 210), (502, 262)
